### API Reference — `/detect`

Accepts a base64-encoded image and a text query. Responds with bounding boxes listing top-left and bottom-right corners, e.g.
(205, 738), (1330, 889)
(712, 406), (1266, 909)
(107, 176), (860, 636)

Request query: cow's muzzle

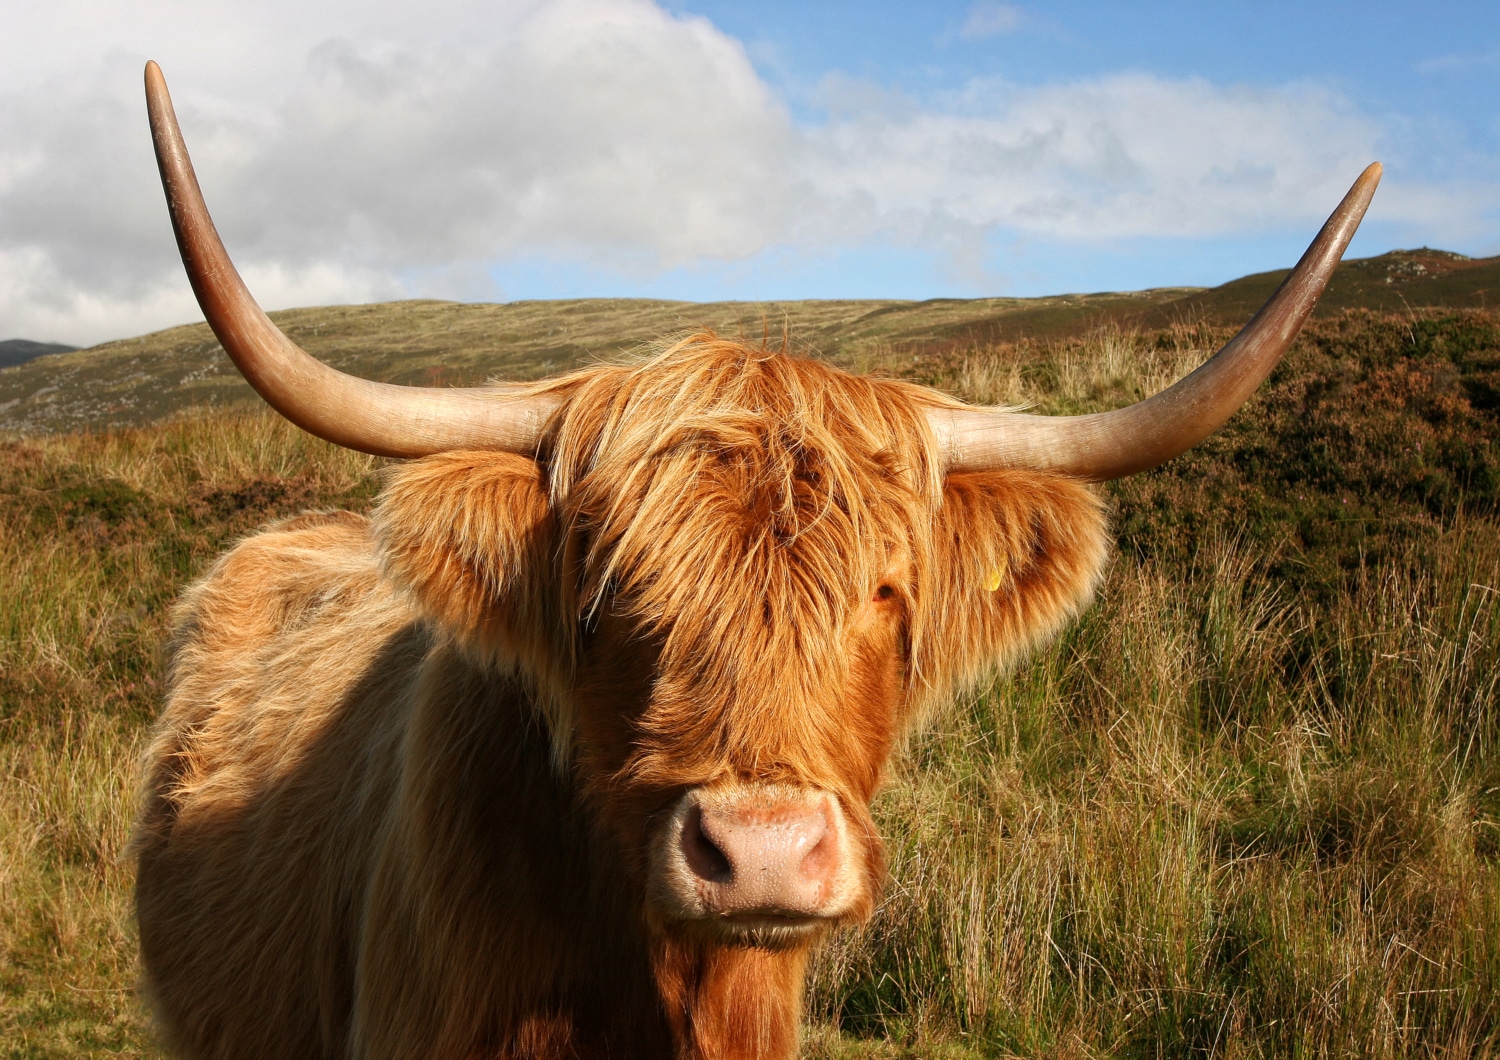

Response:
(652, 783), (863, 939)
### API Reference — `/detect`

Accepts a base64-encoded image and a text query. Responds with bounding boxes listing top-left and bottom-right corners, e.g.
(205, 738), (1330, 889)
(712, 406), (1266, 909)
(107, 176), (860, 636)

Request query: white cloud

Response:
(1415, 46), (1500, 75)
(0, 0), (1487, 345)
(961, 2), (1024, 39)
(1, 0), (803, 343)
(807, 74), (1389, 242)
(0, 249), (395, 352)
(217, 4), (799, 267)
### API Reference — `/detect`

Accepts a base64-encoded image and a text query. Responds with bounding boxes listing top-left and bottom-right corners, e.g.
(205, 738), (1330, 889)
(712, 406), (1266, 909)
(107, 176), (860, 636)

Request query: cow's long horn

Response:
(145, 61), (559, 458)
(928, 163), (1381, 480)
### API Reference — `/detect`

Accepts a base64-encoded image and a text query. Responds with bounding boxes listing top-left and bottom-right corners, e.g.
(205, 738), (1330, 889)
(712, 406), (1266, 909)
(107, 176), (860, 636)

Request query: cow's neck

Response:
(651, 934), (809, 1060)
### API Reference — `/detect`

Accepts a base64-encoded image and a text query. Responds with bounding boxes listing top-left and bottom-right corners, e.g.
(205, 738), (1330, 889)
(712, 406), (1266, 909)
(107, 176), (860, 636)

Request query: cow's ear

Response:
(918, 469), (1109, 700)
(374, 451), (563, 672)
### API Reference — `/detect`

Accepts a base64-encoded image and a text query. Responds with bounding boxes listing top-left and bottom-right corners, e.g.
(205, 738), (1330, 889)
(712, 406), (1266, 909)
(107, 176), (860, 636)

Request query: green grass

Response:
(4, 246), (1494, 440)
(808, 523), (1500, 1056)
(1, 309), (1497, 1056)
(0, 292), (1198, 436)
(0, 417), (378, 1056)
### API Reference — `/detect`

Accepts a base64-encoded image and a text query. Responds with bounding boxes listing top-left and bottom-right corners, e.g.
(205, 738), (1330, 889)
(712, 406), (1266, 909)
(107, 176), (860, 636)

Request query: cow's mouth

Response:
(704, 912), (829, 948)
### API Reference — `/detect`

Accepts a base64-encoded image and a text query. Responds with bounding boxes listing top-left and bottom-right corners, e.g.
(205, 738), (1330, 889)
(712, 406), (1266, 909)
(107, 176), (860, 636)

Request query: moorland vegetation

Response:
(1, 306), (1497, 1056)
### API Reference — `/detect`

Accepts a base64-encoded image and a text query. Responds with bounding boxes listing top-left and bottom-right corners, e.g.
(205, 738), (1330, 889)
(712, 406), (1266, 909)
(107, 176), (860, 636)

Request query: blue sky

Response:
(2, 0), (1497, 345)
(670, 1), (1499, 146)
(676, 2), (1499, 111)
(664, 0), (1500, 293)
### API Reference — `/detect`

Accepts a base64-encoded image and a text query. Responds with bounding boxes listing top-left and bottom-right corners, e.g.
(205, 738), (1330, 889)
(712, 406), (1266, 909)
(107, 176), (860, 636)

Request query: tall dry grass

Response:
(2, 311), (1498, 1056)
(953, 321), (1215, 414)
(807, 522), (1500, 1056)
(0, 412), (377, 1055)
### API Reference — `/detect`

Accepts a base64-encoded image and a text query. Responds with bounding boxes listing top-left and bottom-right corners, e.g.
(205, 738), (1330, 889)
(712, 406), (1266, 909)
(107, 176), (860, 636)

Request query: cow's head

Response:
(143, 57), (1378, 1036)
(371, 338), (1111, 943)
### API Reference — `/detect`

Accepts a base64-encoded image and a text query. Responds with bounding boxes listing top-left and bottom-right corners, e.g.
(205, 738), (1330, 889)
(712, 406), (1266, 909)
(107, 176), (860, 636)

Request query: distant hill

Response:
(889, 249), (1500, 350)
(0, 339), (78, 370)
(1, 248), (1494, 436)
(0, 291), (1196, 436)
(1152, 248), (1499, 327)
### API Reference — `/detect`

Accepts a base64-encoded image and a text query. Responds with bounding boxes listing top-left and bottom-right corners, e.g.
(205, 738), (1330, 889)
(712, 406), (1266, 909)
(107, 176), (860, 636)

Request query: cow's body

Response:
(133, 340), (1108, 1059)
(135, 512), (673, 1056)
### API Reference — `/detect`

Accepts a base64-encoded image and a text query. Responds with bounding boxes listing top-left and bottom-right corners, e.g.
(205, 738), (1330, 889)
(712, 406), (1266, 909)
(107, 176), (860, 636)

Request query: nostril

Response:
(680, 804), (733, 883)
(798, 817), (836, 884)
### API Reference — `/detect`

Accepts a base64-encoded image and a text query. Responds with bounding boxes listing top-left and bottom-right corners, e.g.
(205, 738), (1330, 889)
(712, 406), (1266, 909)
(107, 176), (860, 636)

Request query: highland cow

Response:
(131, 61), (1379, 1059)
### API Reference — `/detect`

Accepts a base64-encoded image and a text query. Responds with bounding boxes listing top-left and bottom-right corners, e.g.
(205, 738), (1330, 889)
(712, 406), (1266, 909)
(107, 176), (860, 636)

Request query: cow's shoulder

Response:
(149, 511), (424, 804)
(173, 509), (391, 647)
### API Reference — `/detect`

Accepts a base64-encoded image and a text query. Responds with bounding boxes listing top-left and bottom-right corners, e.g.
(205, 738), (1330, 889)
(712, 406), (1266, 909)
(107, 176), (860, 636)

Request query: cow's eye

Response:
(874, 584), (896, 602)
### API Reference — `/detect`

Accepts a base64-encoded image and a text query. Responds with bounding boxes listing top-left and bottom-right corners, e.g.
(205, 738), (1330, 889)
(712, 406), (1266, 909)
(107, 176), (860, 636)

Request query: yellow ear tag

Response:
(982, 561), (1006, 592)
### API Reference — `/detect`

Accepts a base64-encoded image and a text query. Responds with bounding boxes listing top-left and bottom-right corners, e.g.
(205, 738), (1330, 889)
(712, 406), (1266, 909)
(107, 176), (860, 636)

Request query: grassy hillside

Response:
(0, 289), (1200, 436)
(2, 308), (1498, 1056)
(1152, 248), (1500, 329)
(3, 248), (1493, 440)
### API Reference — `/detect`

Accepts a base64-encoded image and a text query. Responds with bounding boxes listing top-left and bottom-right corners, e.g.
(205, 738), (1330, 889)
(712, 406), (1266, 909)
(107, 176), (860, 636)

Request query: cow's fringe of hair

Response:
(450, 331), (1108, 769)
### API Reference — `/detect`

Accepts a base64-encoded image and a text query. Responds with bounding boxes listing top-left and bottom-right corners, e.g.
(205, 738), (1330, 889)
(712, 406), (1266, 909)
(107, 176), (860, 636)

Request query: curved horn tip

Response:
(932, 163), (1382, 480)
(1346, 162), (1382, 210)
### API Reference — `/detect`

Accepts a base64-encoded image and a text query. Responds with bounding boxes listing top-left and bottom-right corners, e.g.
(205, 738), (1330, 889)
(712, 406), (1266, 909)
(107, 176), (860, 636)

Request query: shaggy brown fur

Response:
(133, 334), (1108, 1059)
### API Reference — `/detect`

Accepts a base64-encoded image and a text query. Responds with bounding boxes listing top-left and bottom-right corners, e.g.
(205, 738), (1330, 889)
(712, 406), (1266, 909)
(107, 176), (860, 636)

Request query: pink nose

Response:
(678, 797), (840, 918)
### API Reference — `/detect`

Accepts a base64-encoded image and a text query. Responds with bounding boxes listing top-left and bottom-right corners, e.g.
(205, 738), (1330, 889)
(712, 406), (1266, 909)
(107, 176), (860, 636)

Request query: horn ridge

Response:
(929, 163), (1382, 480)
(144, 61), (558, 458)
